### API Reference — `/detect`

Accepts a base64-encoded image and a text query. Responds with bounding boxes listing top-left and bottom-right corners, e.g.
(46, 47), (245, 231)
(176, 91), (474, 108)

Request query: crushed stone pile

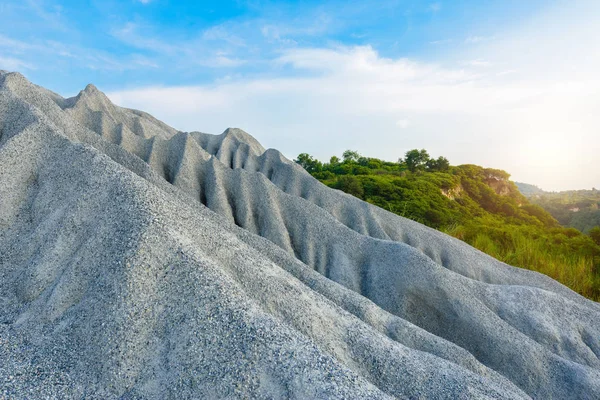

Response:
(1, 70), (599, 399)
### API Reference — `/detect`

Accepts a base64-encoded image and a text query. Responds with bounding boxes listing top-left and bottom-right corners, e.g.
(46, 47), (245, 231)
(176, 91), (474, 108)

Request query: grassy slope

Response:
(298, 153), (600, 301)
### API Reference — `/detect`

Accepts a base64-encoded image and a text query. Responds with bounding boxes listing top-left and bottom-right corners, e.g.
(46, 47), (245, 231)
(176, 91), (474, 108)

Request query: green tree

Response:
(342, 150), (361, 163)
(405, 149), (430, 172)
(294, 153), (322, 173)
(357, 156), (369, 166)
(426, 156), (450, 172)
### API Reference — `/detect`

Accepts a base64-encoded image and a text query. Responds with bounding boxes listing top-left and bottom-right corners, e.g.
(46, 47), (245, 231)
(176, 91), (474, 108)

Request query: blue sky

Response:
(1, 0), (599, 190)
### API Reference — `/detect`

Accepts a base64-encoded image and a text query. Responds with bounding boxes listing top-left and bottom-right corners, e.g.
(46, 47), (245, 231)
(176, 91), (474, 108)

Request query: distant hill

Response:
(296, 150), (600, 300)
(515, 181), (546, 197)
(518, 186), (600, 234)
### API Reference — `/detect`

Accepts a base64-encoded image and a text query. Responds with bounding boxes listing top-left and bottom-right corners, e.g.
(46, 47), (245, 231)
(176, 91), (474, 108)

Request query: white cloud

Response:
(107, 46), (561, 127)
(25, 0), (67, 32)
(276, 46), (475, 84)
(0, 34), (34, 52)
(0, 30), (163, 72)
(430, 39), (452, 45)
(130, 54), (159, 68)
(211, 53), (246, 68)
(111, 22), (248, 69)
(462, 59), (492, 68)
(465, 35), (495, 44)
(111, 22), (180, 54)
(202, 25), (246, 47)
(260, 12), (332, 42)
(0, 56), (35, 70)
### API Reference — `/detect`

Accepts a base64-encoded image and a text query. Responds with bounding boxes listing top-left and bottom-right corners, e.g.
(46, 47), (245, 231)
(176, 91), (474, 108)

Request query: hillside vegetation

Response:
(296, 150), (600, 301)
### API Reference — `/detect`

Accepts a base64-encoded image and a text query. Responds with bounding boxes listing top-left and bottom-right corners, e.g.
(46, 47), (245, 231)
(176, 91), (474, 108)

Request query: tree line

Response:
(295, 148), (450, 175)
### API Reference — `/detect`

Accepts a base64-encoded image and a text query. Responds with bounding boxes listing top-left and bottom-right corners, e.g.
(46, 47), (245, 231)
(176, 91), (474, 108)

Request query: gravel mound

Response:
(1, 70), (599, 399)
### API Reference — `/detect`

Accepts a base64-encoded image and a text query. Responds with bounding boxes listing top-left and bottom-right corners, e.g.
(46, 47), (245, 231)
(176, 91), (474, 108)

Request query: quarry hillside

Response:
(0, 70), (599, 399)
